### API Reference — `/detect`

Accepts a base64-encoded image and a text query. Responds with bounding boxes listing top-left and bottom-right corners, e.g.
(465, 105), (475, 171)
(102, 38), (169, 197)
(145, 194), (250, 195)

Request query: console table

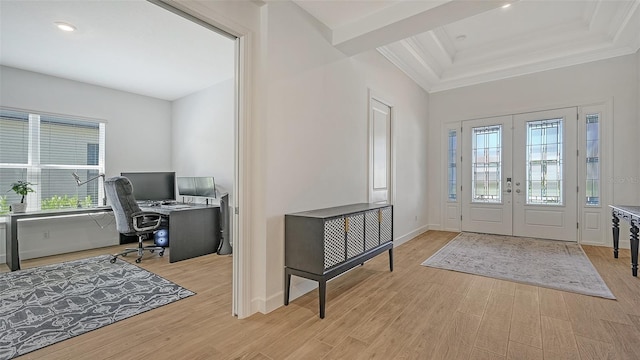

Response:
(610, 205), (640, 276)
(3, 206), (112, 271)
(284, 203), (393, 318)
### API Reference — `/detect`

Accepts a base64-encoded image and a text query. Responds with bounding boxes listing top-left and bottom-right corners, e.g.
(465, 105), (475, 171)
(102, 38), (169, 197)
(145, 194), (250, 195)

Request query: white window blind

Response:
(0, 108), (105, 213)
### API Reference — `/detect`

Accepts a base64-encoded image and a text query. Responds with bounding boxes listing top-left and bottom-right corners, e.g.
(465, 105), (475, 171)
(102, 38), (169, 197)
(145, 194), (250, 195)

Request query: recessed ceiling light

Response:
(54, 22), (77, 32)
(456, 35), (467, 42)
(501, 3), (512, 9)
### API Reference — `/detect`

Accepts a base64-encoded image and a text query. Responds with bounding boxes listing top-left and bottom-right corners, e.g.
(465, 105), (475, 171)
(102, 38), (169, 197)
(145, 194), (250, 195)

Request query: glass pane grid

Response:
(447, 129), (457, 201)
(472, 125), (501, 203)
(585, 113), (600, 205)
(526, 119), (563, 205)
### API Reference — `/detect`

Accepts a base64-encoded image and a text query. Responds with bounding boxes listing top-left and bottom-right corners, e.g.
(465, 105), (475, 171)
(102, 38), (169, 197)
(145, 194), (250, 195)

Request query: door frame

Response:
(443, 99), (613, 245)
(368, 89), (395, 205)
(460, 108), (579, 241)
(150, 0), (253, 318)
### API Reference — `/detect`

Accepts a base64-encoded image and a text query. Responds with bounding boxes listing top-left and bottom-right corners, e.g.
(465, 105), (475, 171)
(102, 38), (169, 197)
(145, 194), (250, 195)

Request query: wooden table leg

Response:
(630, 220), (638, 277)
(612, 211), (620, 258)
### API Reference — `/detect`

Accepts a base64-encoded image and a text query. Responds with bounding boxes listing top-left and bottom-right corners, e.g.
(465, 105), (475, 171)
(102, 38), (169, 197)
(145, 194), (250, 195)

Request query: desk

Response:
(610, 205), (640, 276)
(4, 206), (112, 271)
(139, 204), (220, 263)
(4, 204), (220, 272)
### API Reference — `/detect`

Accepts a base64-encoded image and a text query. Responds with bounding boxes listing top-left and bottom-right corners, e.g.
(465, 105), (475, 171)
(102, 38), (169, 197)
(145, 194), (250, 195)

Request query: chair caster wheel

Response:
(159, 251), (164, 257)
(135, 258), (142, 263)
(110, 257), (117, 264)
(150, 250), (155, 253)
(122, 253), (127, 257)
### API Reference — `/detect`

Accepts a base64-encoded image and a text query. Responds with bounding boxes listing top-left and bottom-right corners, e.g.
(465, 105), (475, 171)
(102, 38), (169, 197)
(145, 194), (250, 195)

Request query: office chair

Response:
(104, 176), (166, 264)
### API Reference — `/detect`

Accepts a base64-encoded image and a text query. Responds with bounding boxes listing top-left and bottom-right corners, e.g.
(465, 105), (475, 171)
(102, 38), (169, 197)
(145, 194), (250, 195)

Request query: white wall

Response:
(259, 2), (430, 311)
(177, 0), (430, 315)
(0, 66), (173, 175)
(0, 65), (173, 261)
(428, 54), (640, 247)
(171, 78), (235, 198)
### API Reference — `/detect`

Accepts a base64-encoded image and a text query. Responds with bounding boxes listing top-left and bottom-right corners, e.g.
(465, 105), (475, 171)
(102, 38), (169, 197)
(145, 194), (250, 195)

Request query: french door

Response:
(461, 108), (578, 241)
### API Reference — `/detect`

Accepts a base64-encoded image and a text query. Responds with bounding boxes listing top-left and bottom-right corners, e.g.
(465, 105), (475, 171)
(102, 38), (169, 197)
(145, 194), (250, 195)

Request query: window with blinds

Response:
(0, 108), (105, 213)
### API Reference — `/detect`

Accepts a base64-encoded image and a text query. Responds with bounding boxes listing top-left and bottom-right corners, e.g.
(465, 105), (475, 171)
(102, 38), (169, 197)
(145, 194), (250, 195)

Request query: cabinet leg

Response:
(319, 280), (326, 319)
(388, 248), (394, 272)
(284, 270), (291, 306)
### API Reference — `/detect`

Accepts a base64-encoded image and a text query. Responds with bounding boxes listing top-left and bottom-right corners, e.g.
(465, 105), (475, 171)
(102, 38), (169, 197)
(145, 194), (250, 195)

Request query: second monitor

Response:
(177, 176), (216, 198)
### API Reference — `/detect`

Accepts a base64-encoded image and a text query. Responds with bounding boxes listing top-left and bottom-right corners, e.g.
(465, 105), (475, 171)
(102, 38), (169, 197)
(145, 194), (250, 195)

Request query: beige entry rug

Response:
(421, 232), (615, 299)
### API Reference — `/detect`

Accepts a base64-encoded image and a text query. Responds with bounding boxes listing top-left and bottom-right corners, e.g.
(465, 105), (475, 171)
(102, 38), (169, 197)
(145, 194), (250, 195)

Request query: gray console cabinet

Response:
(284, 203), (393, 318)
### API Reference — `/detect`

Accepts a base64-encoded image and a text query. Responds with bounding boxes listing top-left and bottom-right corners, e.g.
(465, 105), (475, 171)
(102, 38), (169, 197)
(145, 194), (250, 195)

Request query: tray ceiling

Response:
(295, 0), (640, 93)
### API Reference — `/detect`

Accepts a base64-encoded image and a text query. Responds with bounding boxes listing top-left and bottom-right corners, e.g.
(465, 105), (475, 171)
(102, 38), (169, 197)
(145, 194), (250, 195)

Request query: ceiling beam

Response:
(333, 0), (516, 56)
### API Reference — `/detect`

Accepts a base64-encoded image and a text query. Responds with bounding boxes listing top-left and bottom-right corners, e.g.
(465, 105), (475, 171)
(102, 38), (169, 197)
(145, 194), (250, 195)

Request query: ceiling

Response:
(0, 0), (235, 101)
(294, 0), (640, 93)
(1, 1), (638, 99)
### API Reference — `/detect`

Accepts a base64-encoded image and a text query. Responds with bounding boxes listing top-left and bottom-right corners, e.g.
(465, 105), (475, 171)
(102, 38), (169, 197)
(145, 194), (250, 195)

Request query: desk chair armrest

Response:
(132, 211), (164, 232)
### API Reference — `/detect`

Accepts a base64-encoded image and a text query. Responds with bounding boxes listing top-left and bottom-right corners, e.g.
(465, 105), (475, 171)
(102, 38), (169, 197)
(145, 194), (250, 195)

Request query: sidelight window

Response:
(447, 129), (457, 201)
(585, 113), (600, 206)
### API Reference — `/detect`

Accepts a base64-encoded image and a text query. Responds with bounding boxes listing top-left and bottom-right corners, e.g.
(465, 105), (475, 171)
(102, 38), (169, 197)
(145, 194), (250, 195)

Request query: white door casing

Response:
(369, 97), (391, 204)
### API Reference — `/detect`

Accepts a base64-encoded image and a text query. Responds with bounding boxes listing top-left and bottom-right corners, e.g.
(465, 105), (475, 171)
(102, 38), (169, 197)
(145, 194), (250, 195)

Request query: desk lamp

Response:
(72, 172), (106, 206)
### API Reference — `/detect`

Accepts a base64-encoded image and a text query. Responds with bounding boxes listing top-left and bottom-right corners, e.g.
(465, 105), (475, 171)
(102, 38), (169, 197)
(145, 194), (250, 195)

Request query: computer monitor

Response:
(120, 171), (176, 202)
(177, 176), (216, 198)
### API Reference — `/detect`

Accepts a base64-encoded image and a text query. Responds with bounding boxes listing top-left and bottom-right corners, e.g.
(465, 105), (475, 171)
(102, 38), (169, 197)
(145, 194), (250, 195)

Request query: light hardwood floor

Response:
(4, 231), (640, 359)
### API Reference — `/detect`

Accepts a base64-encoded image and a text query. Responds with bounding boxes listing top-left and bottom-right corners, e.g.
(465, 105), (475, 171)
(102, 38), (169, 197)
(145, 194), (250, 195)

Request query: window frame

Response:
(0, 108), (106, 212)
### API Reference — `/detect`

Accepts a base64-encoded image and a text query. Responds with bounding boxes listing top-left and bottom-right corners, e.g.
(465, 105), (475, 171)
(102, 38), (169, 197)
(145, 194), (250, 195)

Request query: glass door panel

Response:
(526, 118), (563, 205)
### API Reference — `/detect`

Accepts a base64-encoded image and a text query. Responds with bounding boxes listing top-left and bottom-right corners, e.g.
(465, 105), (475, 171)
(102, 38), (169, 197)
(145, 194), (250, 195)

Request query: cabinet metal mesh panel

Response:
(365, 210), (380, 250)
(381, 207), (393, 242)
(346, 214), (365, 259)
(324, 217), (346, 269)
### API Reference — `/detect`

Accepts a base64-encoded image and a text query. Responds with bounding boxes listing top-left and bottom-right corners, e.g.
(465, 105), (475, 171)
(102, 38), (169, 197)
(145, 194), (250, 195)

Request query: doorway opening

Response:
(150, 0), (248, 317)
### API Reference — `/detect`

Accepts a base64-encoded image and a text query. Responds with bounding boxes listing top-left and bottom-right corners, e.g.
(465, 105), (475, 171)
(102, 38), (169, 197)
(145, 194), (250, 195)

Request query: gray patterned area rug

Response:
(0, 255), (194, 359)
(422, 232), (615, 299)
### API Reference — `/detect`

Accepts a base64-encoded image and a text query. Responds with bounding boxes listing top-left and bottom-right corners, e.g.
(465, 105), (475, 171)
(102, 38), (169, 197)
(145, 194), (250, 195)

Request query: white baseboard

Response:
(394, 224), (430, 247)
(581, 239), (629, 249)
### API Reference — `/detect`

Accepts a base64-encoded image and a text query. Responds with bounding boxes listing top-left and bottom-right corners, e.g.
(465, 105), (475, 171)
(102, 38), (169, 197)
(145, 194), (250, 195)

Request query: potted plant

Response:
(8, 180), (35, 213)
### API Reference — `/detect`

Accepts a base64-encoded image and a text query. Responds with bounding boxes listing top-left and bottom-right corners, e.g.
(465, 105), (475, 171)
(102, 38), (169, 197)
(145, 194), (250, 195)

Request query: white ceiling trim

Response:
(297, 0), (640, 94)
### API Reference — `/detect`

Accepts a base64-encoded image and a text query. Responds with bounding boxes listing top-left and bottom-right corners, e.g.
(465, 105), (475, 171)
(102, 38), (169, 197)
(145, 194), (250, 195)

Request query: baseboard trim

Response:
(582, 239), (629, 249)
(394, 224), (430, 246)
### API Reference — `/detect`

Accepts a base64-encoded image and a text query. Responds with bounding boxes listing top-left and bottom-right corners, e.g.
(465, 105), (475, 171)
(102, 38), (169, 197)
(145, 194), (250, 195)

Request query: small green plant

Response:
(8, 180), (35, 203)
